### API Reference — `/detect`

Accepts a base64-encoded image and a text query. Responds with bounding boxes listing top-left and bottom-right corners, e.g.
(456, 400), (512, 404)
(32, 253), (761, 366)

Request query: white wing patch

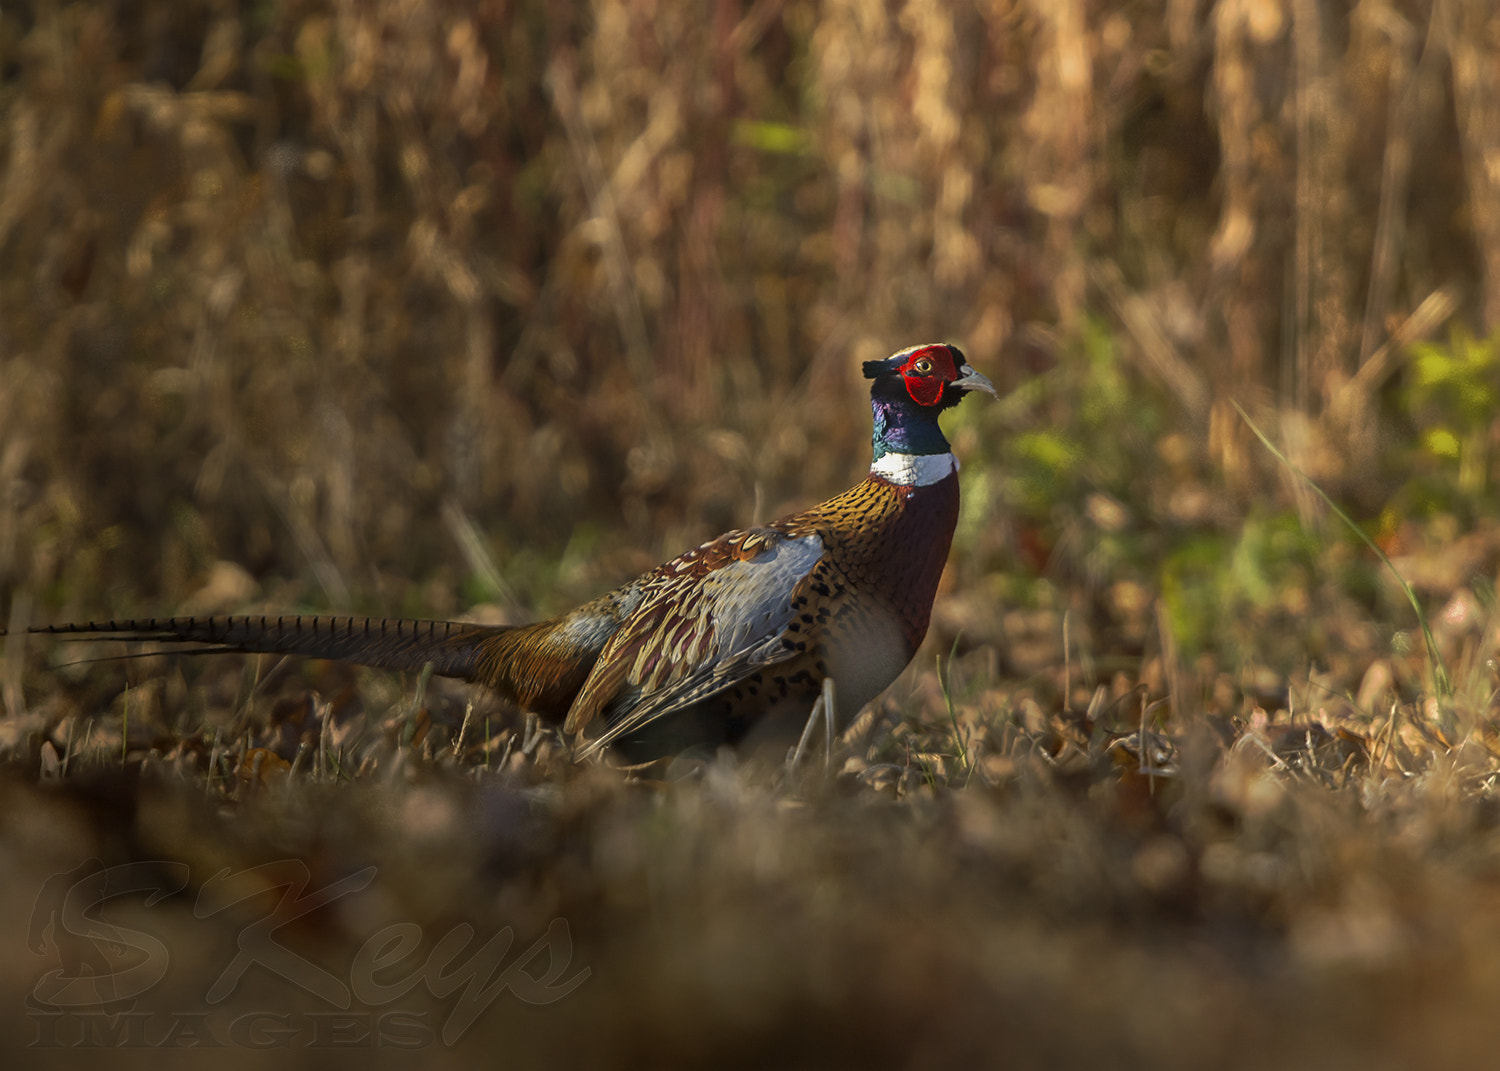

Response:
(697, 533), (824, 654)
(564, 529), (827, 738)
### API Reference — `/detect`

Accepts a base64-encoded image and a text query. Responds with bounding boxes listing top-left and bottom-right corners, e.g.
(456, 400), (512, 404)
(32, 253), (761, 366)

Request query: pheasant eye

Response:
(912, 358), (933, 374)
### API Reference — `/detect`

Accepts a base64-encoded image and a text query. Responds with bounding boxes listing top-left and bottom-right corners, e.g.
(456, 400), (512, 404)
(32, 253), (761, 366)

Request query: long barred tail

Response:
(15, 615), (508, 683)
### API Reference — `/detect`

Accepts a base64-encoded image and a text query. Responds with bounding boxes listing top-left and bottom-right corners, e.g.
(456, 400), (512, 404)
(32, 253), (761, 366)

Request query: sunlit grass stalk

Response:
(454, 699), (474, 762)
(1233, 401), (1451, 697)
(938, 635), (971, 781)
(406, 662), (434, 747)
(289, 739), (309, 778)
(319, 699), (331, 782)
(61, 717), (75, 778)
(206, 726), (221, 796)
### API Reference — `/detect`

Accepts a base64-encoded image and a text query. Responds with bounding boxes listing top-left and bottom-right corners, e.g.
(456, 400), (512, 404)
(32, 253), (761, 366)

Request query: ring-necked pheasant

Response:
(9, 344), (994, 760)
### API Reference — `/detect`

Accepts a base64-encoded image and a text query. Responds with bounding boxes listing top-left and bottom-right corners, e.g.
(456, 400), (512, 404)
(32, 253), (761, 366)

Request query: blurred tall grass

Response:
(1, 0), (1496, 646)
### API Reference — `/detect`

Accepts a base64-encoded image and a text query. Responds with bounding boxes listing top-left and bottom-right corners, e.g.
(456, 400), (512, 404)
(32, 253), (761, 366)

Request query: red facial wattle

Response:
(901, 345), (958, 406)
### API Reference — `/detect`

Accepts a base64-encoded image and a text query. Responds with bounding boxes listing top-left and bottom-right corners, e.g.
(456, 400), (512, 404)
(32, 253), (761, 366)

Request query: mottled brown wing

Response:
(562, 527), (825, 740)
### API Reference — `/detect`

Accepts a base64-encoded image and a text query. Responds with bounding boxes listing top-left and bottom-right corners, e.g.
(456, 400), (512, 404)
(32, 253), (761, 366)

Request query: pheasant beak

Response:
(951, 365), (997, 397)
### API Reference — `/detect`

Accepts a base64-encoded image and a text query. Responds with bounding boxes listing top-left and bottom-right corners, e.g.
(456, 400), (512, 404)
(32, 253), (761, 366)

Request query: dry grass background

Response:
(4, 0), (1500, 1066)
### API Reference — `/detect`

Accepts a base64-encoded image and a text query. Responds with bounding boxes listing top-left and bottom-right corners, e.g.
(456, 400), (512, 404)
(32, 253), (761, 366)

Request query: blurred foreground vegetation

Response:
(5, 0), (1500, 1066)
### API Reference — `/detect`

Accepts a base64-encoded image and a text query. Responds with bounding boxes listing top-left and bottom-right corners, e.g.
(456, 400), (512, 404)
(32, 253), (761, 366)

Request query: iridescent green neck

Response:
(870, 397), (952, 461)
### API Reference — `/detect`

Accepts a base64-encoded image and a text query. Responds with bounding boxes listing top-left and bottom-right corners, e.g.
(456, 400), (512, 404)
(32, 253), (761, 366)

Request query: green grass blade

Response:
(937, 634), (971, 779)
(1233, 401), (1450, 697)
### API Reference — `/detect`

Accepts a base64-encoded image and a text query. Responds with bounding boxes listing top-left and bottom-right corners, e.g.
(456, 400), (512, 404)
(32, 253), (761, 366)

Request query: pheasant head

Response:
(862, 343), (995, 481)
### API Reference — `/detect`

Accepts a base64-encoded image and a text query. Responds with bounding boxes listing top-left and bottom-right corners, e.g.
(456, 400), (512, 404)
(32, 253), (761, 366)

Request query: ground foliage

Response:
(5, 0), (1500, 1066)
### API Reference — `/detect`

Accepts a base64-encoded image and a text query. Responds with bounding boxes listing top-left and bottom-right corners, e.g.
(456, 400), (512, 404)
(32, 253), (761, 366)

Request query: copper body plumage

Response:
(11, 344), (995, 761)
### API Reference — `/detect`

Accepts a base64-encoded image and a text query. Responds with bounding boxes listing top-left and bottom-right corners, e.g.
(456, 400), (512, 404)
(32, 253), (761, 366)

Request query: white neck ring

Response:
(869, 451), (957, 487)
